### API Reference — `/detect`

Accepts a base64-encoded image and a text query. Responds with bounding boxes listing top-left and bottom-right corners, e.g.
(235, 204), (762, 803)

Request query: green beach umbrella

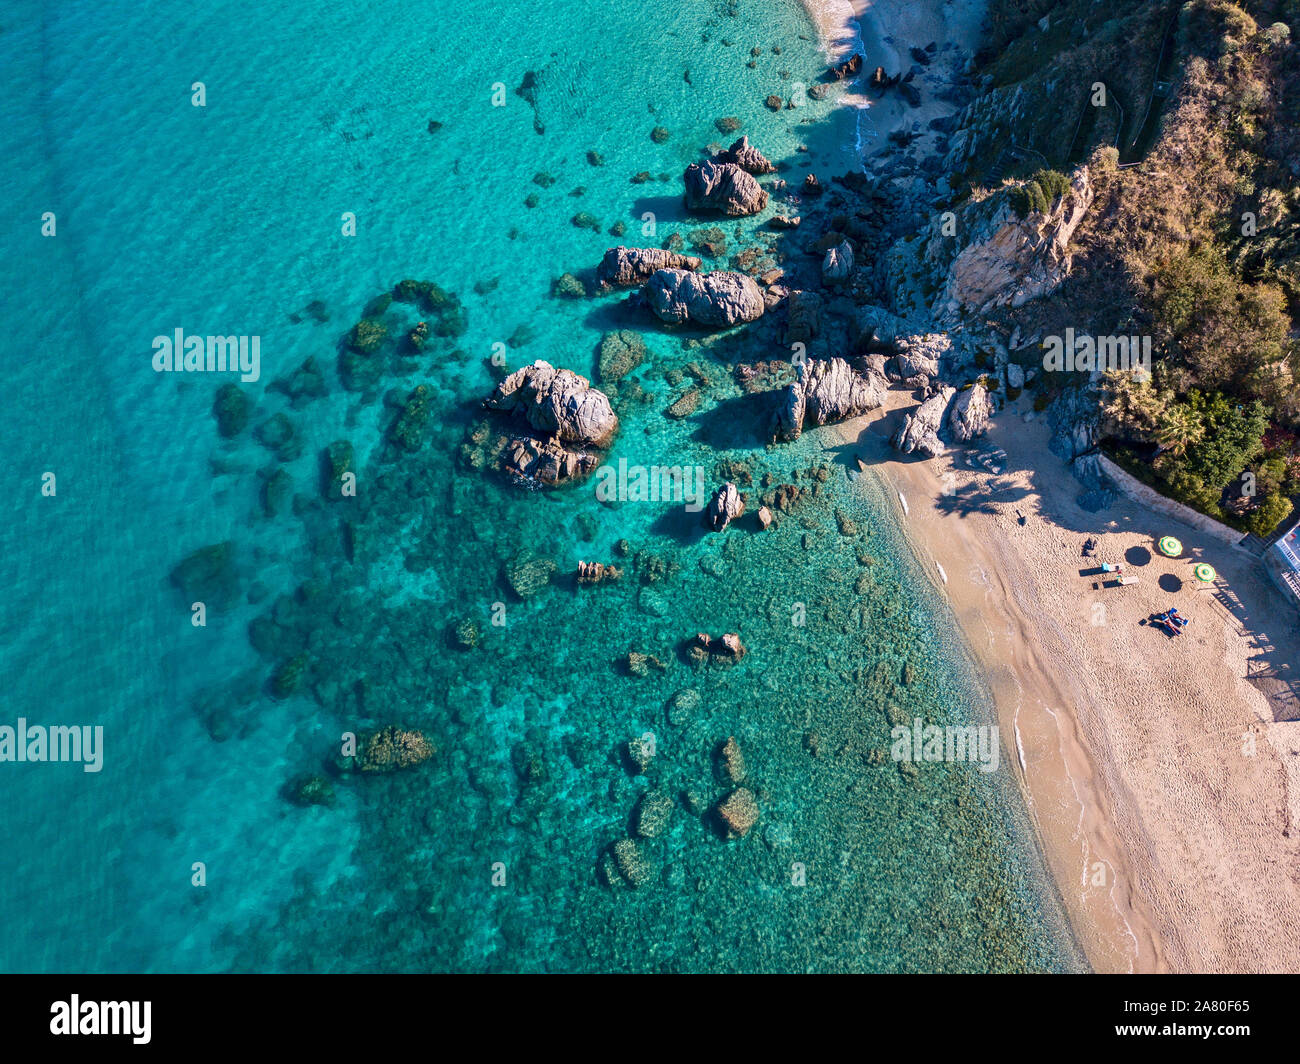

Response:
(1194, 563), (1217, 583)
(1157, 536), (1183, 557)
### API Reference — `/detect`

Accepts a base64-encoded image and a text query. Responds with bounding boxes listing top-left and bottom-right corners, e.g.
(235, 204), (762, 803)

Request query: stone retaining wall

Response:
(1098, 454), (1245, 548)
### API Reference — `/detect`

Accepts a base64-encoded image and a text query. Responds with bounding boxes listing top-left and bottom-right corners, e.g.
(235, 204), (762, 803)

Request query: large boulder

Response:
(486, 360), (618, 447)
(704, 482), (745, 531)
(949, 383), (993, 442)
(775, 357), (887, 440)
(919, 166), (1095, 321)
(892, 387), (955, 458)
(644, 269), (765, 327)
(683, 160), (769, 216)
(822, 240), (854, 286)
(597, 246), (702, 289)
(712, 136), (775, 175)
(894, 333), (951, 380)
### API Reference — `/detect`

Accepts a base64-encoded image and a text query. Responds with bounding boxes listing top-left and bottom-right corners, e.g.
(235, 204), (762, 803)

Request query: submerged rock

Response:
(596, 330), (646, 383)
(716, 787), (760, 838)
(505, 551), (557, 598)
(288, 774), (336, 808)
(626, 735), (655, 774)
(212, 384), (250, 438)
(683, 160), (769, 217)
(597, 246), (702, 289)
(169, 541), (237, 607)
(359, 727), (435, 772)
(612, 838), (652, 887)
(644, 268), (765, 327)
(718, 736), (747, 783)
(634, 790), (674, 838)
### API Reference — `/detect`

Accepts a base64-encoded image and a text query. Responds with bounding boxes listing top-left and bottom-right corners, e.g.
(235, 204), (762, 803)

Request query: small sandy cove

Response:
(835, 391), (1300, 972)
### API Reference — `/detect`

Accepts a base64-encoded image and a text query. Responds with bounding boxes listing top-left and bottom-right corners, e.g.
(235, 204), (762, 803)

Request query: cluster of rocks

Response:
(576, 561), (622, 585)
(686, 631), (746, 667)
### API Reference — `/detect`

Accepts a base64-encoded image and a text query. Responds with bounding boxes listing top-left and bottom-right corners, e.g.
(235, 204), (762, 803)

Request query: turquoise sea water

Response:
(0, 0), (1081, 971)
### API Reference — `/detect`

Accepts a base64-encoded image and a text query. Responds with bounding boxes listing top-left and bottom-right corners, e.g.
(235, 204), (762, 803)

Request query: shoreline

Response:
(833, 393), (1300, 972)
(801, 0), (986, 160)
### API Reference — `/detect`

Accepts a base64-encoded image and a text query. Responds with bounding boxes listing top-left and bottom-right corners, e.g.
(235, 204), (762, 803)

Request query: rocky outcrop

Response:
(481, 361), (617, 485)
(486, 361), (618, 447)
(712, 136), (775, 175)
(919, 166), (1095, 321)
(892, 387), (955, 458)
(774, 357), (887, 440)
(688, 632), (747, 665)
(822, 240), (854, 286)
(855, 304), (918, 350)
(683, 160), (769, 216)
(597, 246), (701, 289)
(644, 268), (765, 327)
(894, 333), (951, 382)
(500, 435), (597, 484)
(949, 383), (993, 442)
(831, 53), (863, 80)
(704, 482), (745, 531)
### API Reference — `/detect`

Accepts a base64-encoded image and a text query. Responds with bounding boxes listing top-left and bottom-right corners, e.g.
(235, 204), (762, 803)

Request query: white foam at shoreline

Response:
(800, 0), (863, 63)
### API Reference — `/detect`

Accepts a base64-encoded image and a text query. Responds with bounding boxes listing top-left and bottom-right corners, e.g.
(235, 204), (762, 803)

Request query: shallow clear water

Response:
(0, 0), (1079, 972)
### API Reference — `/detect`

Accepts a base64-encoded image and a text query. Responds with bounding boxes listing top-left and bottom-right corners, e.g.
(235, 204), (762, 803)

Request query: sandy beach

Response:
(804, 0), (985, 157)
(833, 391), (1300, 972)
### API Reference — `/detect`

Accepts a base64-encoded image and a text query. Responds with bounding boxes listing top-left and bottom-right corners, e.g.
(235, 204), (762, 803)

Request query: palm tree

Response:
(1153, 403), (1204, 460)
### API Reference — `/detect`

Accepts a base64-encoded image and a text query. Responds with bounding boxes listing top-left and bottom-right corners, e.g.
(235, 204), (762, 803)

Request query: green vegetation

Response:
(981, 0), (1300, 537)
(1102, 372), (1294, 534)
(1010, 169), (1072, 217)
